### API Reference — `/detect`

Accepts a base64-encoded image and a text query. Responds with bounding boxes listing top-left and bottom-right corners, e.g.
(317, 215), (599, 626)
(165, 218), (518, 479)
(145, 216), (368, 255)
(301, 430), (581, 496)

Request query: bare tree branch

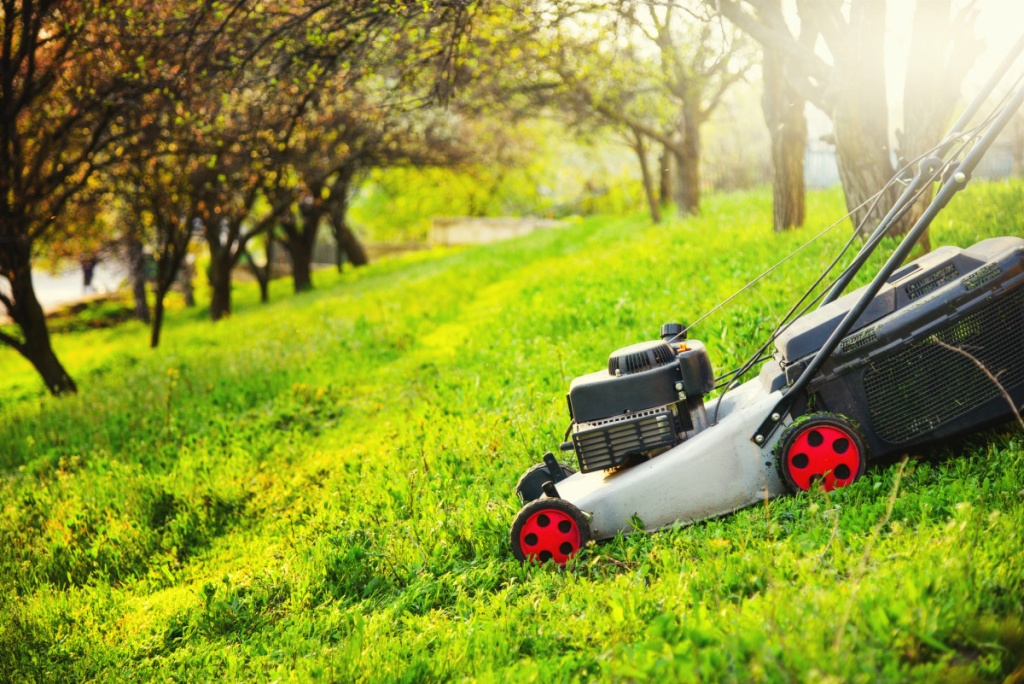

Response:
(711, 0), (831, 108)
(0, 327), (26, 353)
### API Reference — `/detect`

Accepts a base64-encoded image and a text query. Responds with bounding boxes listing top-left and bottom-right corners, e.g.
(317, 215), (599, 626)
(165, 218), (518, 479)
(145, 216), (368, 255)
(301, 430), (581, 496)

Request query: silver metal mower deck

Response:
(556, 377), (790, 540)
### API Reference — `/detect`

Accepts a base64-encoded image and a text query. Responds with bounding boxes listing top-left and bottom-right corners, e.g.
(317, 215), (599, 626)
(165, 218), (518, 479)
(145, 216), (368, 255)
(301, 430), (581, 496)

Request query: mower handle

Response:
(752, 71), (1024, 447)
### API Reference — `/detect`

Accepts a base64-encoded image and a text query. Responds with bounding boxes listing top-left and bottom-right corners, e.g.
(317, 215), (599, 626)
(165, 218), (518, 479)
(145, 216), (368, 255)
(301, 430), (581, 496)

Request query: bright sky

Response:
(889, 0), (1024, 98)
(800, 0), (1024, 142)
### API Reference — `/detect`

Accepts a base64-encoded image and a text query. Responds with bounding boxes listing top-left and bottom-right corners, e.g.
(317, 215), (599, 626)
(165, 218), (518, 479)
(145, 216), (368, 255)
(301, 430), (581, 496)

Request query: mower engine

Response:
(566, 325), (715, 473)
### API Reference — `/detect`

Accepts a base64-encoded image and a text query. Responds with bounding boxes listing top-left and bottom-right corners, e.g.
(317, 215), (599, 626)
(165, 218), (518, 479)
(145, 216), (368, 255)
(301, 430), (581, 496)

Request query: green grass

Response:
(2, 183), (1024, 682)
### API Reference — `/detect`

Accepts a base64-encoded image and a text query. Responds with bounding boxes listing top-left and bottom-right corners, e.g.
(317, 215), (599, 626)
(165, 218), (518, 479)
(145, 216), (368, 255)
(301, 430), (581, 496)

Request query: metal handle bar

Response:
(752, 69), (1024, 446)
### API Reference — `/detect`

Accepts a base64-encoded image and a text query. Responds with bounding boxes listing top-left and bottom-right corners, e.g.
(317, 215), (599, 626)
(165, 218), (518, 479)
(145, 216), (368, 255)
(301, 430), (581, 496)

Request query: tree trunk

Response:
(150, 224), (192, 344)
(181, 260), (196, 308)
(204, 219), (237, 322)
(893, 0), (978, 254)
(673, 109), (702, 216)
(336, 221), (368, 267)
(327, 182), (347, 272)
(246, 257), (269, 303)
(287, 232), (313, 293)
(328, 190), (369, 267)
(125, 229), (151, 323)
(254, 265), (269, 303)
(150, 285), (167, 349)
(19, 300), (77, 395)
(820, 1), (910, 238)
(261, 238), (273, 302)
(242, 242), (271, 304)
(208, 259), (232, 321)
(658, 146), (673, 208)
(281, 202), (320, 294)
(832, 99), (901, 237)
(832, 111), (900, 236)
(1, 246), (77, 394)
(631, 128), (661, 224)
(762, 41), (806, 231)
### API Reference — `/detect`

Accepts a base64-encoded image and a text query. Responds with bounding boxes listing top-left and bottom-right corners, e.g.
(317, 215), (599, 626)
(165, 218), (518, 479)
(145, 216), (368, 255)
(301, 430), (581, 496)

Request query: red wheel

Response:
(510, 498), (590, 565)
(776, 413), (868, 492)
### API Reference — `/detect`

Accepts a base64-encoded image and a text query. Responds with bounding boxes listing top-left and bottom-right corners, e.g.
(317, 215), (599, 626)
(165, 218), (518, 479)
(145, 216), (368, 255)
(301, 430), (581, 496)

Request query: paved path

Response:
(1, 263), (128, 322)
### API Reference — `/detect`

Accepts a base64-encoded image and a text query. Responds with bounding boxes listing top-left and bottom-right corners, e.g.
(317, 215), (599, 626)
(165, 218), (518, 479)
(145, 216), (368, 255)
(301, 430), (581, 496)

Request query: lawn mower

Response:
(509, 37), (1024, 565)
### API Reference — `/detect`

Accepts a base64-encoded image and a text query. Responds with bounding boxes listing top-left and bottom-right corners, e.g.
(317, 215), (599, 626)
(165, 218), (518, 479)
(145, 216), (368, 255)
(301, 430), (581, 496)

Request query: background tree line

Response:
(1, 0), (475, 392)
(0, 0), (990, 395)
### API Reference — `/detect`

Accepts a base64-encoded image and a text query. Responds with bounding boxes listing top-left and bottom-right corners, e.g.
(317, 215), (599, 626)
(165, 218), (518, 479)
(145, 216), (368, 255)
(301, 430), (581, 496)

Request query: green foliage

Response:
(1, 183), (1024, 681)
(349, 118), (645, 243)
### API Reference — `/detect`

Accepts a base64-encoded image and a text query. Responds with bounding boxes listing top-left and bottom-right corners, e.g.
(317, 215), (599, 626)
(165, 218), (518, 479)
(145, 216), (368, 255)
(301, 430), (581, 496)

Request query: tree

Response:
(484, 1), (752, 218)
(759, 0), (812, 231)
(119, 1), (476, 323)
(627, 125), (663, 223)
(620, 1), (753, 215)
(0, 0), (298, 383)
(108, 3), (291, 329)
(194, 87), (295, 320)
(0, 0), (172, 393)
(196, 1), (475, 311)
(122, 217), (152, 324)
(279, 98), (470, 289)
(1, 1), (479, 388)
(121, 146), (200, 348)
(714, 0), (980, 243)
(271, 86), (379, 292)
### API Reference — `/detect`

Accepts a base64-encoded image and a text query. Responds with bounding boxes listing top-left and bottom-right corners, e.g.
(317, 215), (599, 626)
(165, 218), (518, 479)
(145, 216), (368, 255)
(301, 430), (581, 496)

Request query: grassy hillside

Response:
(2, 184), (1023, 682)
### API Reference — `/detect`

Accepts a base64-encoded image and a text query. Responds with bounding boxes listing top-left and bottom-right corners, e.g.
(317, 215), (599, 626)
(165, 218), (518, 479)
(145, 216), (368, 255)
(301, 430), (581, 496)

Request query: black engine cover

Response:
(568, 361), (682, 423)
(567, 339), (715, 423)
(568, 341), (682, 423)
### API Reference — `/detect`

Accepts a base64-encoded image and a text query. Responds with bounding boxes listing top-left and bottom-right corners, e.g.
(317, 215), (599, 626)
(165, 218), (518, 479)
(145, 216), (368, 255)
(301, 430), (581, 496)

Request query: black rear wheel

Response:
(515, 461), (575, 503)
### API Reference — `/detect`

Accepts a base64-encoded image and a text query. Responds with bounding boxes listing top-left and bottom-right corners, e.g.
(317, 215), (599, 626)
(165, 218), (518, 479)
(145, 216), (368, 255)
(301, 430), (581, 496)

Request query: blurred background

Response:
(3, 0), (1023, 393)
